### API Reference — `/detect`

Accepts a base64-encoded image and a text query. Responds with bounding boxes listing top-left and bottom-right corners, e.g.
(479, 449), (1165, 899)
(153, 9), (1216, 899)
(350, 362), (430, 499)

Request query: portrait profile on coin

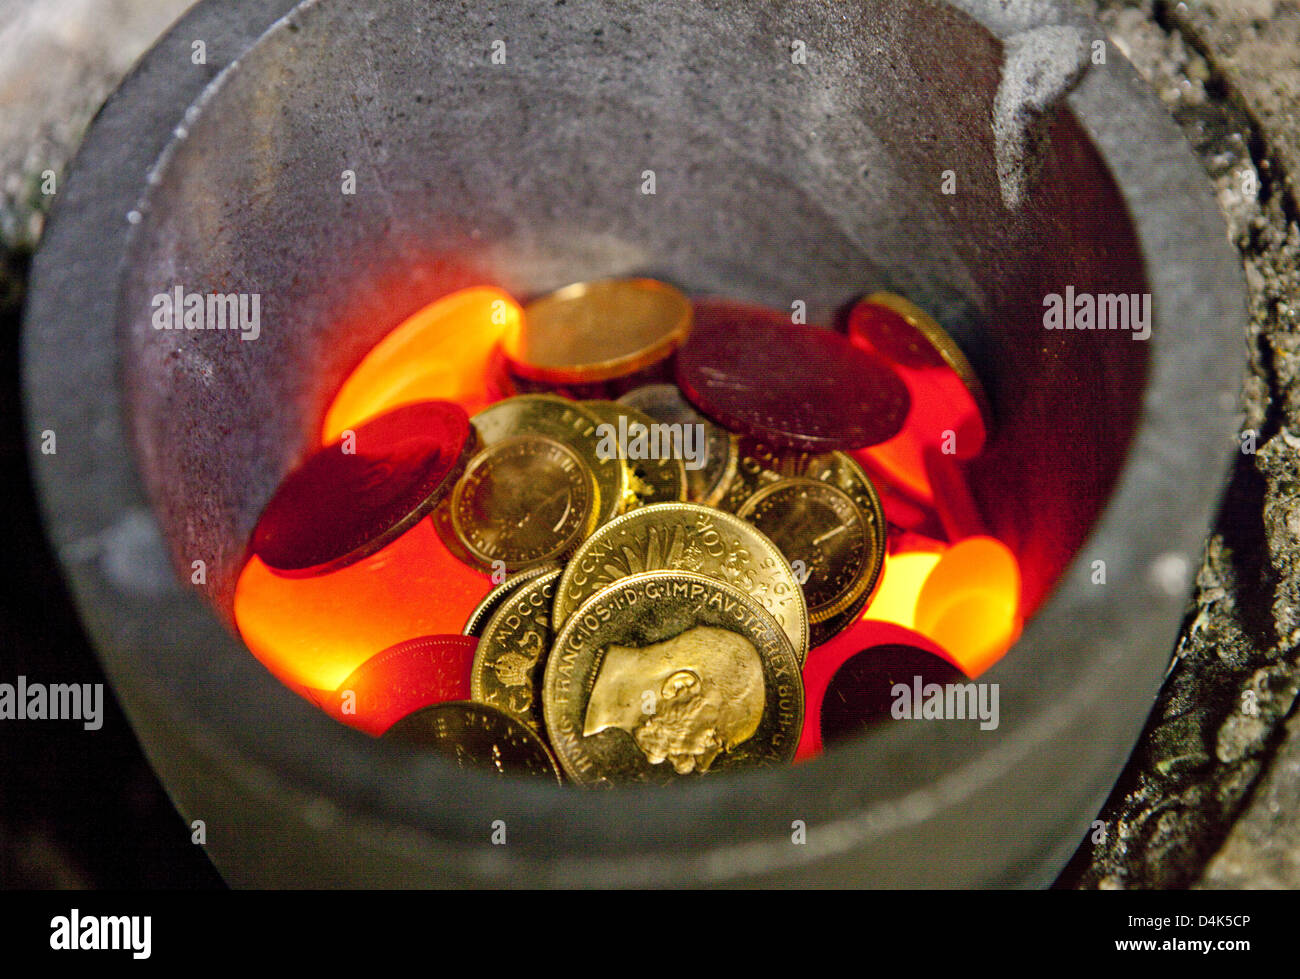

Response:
(582, 625), (766, 774)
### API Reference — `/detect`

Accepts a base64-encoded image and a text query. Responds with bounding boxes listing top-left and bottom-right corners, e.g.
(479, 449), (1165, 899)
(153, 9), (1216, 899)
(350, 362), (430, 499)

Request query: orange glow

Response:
(848, 294), (988, 506)
(861, 549), (943, 630)
(859, 440), (932, 505)
(922, 447), (987, 541)
(234, 519), (491, 692)
(320, 286), (521, 444)
(858, 413), (986, 509)
(244, 280), (1024, 727)
(913, 536), (1021, 677)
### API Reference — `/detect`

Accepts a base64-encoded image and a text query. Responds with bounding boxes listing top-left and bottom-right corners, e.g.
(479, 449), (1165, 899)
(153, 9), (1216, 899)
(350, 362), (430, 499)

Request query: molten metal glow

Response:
(243, 281), (1022, 731)
(847, 295), (988, 505)
(798, 620), (959, 761)
(234, 519), (490, 692)
(913, 536), (1022, 677)
(320, 286), (520, 444)
(861, 550), (944, 630)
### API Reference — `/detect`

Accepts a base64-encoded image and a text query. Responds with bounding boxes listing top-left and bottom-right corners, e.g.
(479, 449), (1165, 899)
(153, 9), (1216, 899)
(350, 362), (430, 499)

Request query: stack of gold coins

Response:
(248, 276), (1001, 782)
(413, 278), (898, 785)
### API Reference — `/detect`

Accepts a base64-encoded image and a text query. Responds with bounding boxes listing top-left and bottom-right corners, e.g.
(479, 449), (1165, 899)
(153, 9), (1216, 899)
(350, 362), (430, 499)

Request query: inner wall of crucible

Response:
(115, 0), (1148, 642)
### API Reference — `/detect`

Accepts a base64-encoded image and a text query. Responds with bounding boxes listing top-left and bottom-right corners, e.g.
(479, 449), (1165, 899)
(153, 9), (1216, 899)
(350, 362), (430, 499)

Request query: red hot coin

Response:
(798, 619), (964, 761)
(848, 294), (992, 533)
(675, 298), (911, 452)
(848, 294), (990, 466)
(252, 400), (473, 576)
(324, 634), (478, 736)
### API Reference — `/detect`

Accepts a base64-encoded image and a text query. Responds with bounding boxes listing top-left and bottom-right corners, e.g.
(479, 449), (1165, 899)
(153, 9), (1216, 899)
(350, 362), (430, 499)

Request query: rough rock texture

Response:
(1060, 0), (1300, 889)
(0, 0), (192, 249)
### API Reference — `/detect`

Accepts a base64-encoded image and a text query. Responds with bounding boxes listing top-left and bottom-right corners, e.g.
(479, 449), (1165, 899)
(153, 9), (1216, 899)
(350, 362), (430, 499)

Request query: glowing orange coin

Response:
(321, 286), (520, 443)
(234, 519), (491, 692)
(251, 401), (472, 577)
(797, 619), (963, 761)
(861, 548), (944, 630)
(848, 294), (991, 530)
(677, 298), (910, 452)
(322, 635), (477, 736)
(913, 536), (1022, 677)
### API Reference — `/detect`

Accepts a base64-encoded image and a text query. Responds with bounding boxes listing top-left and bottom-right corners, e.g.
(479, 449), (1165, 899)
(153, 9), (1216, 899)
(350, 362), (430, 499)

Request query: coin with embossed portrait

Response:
(543, 571), (803, 786)
(554, 502), (809, 662)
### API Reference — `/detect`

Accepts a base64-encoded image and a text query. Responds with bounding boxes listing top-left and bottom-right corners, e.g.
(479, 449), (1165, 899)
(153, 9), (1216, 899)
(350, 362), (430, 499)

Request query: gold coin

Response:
(472, 394), (623, 528)
(717, 437), (797, 513)
(719, 438), (787, 514)
(786, 451), (885, 644)
(616, 383), (739, 507)
(801, 451), (886, 528)
(507, 278), (692, 384)
(861, 291), (992, 429)
(442, 435), (597, 572)
(461, 563), (560, 639)
(737, 477), (880, 624)
(722, 440), (887, 553)
(470, 569), (560, 735)
(554, 502), (809, 662)
(583, 400), (687, 511)
(542, 571), (803, 785)
(809, 589), (873, 647)
(384, 701), (562, 783)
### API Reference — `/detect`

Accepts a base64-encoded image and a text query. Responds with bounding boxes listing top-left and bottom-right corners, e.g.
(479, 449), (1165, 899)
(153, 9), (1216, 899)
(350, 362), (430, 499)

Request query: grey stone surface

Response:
(1063, 0), (1300, 889)
(1207, 705), (1300, 886)
(0, 0), (193, 248)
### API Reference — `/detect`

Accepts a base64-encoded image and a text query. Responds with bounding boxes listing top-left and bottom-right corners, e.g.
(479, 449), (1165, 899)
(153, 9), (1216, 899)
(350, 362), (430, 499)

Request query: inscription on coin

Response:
(384, 701), (562, 783)
(738, 477), (878, 623)
(584, 400), (688, 511)
(470, 570), (560, 735)
(554, 502), (809, 661)
(618, 383), (739, 507)
(543, 572), (803, 785)
(722, 442), (885, 553)
(473, 394), (624, 527)
(462, 564), (560, 639)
